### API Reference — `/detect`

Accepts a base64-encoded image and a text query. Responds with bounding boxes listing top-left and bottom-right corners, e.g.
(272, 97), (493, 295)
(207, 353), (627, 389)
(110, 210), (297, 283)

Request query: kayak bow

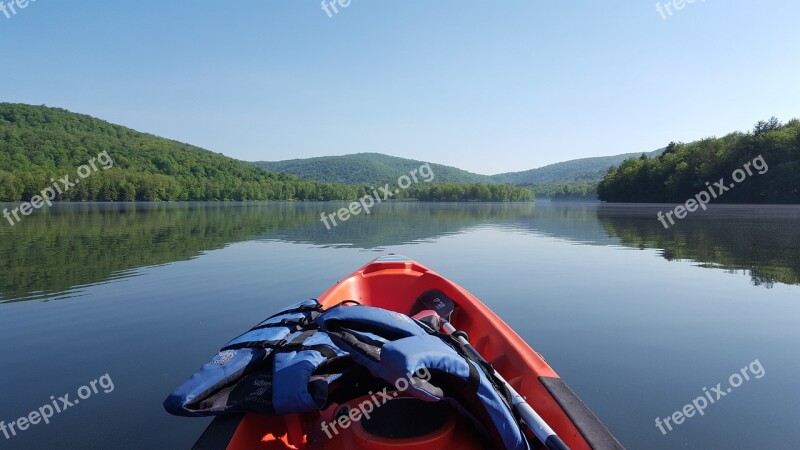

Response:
(190, 255), (625, 450)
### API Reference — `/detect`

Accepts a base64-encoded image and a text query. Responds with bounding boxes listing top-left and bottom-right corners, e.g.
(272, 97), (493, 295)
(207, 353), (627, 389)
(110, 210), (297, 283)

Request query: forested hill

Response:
(255, 150), (665, 200)
(0, 103), (361, 201)
(597, 118), (800, 203)
(494, 150), (662, 199)
(491, 150), (663, 185)
(0, 104), (532, 202)
(255, 153), (494, 185)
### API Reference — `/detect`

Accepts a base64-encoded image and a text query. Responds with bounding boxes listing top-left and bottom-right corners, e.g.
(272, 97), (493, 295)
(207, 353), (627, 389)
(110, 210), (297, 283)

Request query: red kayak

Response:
(192, 255), (624, 450)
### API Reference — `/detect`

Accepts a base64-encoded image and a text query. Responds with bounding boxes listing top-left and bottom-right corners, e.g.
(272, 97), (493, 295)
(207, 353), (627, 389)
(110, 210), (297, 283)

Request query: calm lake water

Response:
(1, 201), (798, 449)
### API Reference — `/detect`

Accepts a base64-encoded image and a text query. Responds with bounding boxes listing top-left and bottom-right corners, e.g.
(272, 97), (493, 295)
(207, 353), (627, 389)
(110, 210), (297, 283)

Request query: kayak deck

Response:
(192, 255), (624, 450)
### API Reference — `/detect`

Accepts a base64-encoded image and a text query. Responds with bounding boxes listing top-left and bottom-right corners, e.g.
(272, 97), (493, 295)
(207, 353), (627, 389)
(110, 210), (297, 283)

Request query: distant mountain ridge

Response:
(491, 150), (664, 185)
(254, 150), (664, 189)
(254, 153), (493, 185)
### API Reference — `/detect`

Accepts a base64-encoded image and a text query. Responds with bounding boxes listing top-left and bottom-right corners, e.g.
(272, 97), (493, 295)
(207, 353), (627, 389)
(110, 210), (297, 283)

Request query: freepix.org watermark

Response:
(320, 163), (434, 230)
(656, 0), (706, 20)
(655, 359), (765, 436)
(320, 367), (432, 439)
(657, 154), (768, 229)
(1, 373), (115, 440)
(321, 0), (352, 18)
(0, 0), (36, 20)
(2, 150), (114, 227)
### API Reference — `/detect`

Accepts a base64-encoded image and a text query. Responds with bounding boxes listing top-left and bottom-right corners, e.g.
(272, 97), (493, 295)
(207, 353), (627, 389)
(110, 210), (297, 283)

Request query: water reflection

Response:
(596, 204), (800, 288)
(1, 201), (799, 302)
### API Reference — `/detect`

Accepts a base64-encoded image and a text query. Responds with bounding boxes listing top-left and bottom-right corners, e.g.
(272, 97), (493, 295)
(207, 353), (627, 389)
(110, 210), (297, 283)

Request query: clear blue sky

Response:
(3, 0), (799, 174)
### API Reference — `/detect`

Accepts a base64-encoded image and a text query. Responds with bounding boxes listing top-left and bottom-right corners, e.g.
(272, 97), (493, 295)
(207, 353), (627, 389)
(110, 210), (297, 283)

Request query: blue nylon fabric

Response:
(225, 299), (319, 347)
(381, 335), (472, 380)
(224, 326), (293, 348)
(471, 360), (531, 450)
(317, 306), (530, 450)
(167, 301), (530, 450)
(319, 304), (422, 336)
(164, 299), (323, 416)
(272, 350), (325, 414)
(272, 333), (347, 414)
(164, 347), (263, 416)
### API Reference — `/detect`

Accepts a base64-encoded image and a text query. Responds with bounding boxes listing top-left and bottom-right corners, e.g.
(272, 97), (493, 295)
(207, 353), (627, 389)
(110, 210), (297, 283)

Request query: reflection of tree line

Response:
(266, 202), (536, 248)
(2, 202), (798, 302)
(0, 203), (301, 302)
(597, 206), (800, 288)
(0, 203), (537, 302)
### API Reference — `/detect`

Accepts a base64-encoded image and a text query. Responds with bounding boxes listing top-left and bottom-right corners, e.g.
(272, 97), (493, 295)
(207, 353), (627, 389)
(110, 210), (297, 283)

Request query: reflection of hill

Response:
(0, 202), (539, 302)
(265, 202), (536, 248)
(499, 202), (619, 246)
(597, 204), (800, 288)
(0, 203), (316, 302)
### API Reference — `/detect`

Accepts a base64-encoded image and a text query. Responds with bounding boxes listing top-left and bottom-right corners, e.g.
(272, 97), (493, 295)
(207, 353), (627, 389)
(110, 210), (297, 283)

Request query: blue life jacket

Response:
(164, 301), (530, 450)
(164, 299), (347, 416)
(318, 305), (530, 450)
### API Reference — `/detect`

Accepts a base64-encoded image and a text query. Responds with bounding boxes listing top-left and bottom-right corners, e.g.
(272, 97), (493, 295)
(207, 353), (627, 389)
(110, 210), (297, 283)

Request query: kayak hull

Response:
(191, 255), (625, 450)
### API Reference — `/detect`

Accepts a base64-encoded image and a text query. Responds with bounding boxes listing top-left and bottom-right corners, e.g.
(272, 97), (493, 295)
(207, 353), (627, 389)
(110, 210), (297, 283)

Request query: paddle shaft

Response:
(440, 321), (571, 450)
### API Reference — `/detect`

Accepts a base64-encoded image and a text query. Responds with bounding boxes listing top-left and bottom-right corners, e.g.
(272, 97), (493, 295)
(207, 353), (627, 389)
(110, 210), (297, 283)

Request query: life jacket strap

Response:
(264, 303), (324, 320)
(220, 339), (289, 351)
(248, 317), (312, 331)
(220, 336), (338, 359)
(435, 330), (516, 412)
